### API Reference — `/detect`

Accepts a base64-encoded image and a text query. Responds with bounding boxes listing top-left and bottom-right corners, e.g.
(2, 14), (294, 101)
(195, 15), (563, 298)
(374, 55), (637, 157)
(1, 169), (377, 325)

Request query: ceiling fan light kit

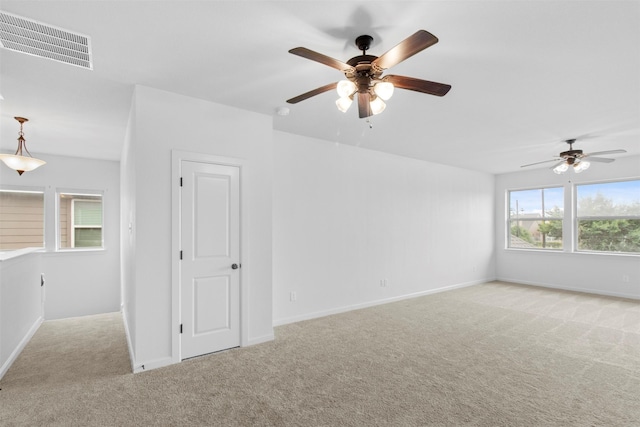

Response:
(287, 30), (451, 119)
(553, 160), (590, 174)
(0, 117), (46, 175)
(522, 139), (626, 174)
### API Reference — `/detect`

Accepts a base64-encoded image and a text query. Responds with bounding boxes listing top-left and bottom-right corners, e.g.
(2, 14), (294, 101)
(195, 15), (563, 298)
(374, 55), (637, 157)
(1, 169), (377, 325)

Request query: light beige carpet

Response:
(1, 281), (639, 426)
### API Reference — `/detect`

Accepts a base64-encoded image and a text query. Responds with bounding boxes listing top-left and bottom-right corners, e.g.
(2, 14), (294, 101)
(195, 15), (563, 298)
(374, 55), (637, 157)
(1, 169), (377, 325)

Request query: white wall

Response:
(495, 155), (640, 299)
(272, 131), (496, 324)
(122, 86), (274, 371)
(121, 95), (137, 364)
(0, 154), (121, 319)
(0, 251), (43, 379)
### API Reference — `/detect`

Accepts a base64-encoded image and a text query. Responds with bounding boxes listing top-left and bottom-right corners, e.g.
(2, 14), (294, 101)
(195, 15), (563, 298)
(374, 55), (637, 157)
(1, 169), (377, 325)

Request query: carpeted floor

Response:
(1, 281), (639, 426)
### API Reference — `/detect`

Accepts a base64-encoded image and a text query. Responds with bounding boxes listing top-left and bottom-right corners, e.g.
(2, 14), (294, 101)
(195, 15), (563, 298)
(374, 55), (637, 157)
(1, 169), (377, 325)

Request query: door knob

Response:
(231, 263), (239, 270)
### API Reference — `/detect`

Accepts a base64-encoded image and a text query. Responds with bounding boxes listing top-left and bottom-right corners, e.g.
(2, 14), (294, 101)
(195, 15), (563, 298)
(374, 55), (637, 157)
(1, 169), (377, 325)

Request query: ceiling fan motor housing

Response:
(355, 35), (373, 52)
(344, 36), (385, 94)
(560, 150), (583, 164)
(560, 139), (583, 164)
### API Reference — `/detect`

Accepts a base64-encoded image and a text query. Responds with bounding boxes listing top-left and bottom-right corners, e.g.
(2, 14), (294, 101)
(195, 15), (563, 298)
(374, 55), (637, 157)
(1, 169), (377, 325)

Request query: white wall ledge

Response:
(0, 247), (44, 262)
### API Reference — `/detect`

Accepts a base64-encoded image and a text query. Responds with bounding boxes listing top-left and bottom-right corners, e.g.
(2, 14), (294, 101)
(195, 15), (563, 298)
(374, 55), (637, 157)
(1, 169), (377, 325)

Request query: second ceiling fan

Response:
(286, 30), (452, 118)
(521, 139), (627, 174)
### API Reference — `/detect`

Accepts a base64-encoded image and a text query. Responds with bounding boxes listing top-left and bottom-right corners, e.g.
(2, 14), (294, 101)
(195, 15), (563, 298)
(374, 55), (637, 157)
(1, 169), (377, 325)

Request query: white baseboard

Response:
(121, 308), (136, 373)
(245, 333), (275, 347)
(133, 357), (174, 374)
(0, 316), (43, 380)
(273, 279), (487, 327)
(121, 307), (173, 374)
(497, 277), (640, 300)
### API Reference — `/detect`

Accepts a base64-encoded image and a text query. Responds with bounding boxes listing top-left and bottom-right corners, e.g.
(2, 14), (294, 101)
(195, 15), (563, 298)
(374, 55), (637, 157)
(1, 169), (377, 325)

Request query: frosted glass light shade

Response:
(553, 162), (569, 174)
(574, 160), (590, 173)
(336, 80), (356, 98)
(370, 97), (386, 115)
(335, 96), (353, 112)
(0, 154), (46, 175)
(374, 82), (394, 100)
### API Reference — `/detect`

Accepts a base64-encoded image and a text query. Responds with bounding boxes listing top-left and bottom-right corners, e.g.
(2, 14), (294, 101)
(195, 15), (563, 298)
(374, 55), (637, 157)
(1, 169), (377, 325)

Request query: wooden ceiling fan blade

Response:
(384, 75), (451, 96)
(358, 92), (372, 118)
(288, 47), (354, 72)
(585, 149), (627, 156)
(372, 30), (438, 70)
(286, 82), (338, 104)
(520, 158), (561, 168)
(585, 157), (615, 163)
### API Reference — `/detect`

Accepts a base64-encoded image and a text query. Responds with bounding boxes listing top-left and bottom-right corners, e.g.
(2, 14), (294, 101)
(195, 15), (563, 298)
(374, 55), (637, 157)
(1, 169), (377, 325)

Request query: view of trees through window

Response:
(508, 179), (640, 254)
(508, 187), (563, 250)
(576, 180), (640, 253)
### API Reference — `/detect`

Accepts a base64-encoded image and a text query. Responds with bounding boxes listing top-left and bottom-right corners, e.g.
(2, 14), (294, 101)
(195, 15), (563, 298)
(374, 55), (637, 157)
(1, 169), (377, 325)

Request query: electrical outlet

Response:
(290, 291), (297, 302)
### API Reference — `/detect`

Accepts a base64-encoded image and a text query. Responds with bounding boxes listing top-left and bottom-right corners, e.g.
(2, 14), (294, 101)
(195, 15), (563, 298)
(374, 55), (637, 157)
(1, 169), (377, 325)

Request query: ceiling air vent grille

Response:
(0, 11), (92, 69)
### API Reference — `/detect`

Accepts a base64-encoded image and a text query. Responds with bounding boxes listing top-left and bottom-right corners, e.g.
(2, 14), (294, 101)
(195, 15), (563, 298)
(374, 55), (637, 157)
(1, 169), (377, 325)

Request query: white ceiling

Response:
(1, 1), (638, 174)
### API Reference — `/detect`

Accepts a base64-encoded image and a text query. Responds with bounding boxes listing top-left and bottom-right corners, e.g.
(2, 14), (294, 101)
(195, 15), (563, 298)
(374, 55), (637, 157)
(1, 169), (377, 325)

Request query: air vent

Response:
(0, 10), (92, 69)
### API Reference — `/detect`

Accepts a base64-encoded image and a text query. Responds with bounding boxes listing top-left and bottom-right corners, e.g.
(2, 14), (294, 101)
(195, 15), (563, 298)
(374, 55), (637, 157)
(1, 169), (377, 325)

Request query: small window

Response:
(59, 193), (103, 249)
(576, 180), (640, 253)
(508, 187), (564, 249)
(0, 189), (45, 251)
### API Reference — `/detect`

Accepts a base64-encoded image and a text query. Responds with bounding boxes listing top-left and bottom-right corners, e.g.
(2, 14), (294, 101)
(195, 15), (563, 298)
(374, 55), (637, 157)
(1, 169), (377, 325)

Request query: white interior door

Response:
(180, 160), (240, 359)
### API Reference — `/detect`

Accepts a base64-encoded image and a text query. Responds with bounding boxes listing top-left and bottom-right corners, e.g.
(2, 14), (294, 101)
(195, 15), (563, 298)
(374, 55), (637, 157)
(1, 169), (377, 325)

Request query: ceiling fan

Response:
(286, 30), (451, 118)
(521, 139), (627, 174)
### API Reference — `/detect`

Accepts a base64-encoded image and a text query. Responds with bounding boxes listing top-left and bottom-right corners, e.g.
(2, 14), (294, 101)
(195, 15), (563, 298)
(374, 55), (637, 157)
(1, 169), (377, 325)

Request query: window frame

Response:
(56, 190), (105, 251)
(505, 178), (640, 257)
(506, 185), (564, 251)
(573, 178), (640, 255)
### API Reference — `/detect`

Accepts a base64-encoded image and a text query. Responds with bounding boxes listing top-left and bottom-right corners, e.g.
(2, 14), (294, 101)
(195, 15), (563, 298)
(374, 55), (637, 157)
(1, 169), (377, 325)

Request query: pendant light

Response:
(0, 117), (46, 175)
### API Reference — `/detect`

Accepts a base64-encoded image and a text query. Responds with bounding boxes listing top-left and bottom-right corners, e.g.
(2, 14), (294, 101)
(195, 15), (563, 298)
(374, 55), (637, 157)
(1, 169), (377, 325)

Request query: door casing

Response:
(171, 150), (249, 364)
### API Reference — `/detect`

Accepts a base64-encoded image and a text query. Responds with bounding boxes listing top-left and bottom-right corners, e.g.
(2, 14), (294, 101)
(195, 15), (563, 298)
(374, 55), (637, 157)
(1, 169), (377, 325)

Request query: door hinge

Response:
(180, 177), (183, 187)
(180, 324), (183, 334)
(180, 250), (183, 260)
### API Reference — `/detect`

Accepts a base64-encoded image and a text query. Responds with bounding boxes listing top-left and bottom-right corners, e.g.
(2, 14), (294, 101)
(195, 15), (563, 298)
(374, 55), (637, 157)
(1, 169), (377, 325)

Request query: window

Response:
(508, 187), (563, 249)
(0, 189), (45, 251)
(59, 193), (103, 249)
(576, 180), (640, 253)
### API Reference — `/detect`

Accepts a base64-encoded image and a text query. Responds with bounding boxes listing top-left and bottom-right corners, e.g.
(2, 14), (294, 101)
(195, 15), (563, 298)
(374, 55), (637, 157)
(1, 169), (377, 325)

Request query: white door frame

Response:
(171, 150), (249, 364)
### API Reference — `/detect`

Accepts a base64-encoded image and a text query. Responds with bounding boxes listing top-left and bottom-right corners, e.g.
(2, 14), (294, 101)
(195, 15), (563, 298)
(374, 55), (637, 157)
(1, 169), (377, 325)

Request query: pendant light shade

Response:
(0, 117), (46, 175)
(552, 162), (569, 174)
(573, 160), (590, 173)
(335, 96), (353, 113)
(369, 96), (386, 115)
(373, 81), (394, 100)
(336, 80), (356, 98)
